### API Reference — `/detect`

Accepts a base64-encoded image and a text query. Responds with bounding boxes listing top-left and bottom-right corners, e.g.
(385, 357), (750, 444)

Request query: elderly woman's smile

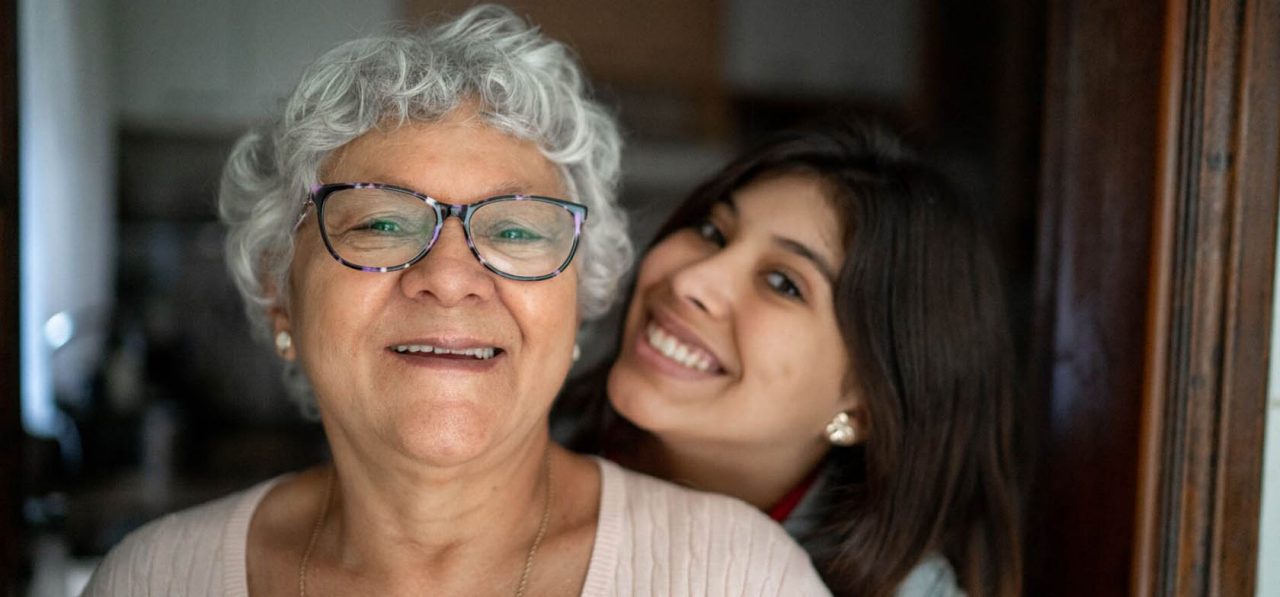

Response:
(281, 110), (579, 465)
(388, 337), (502, 366)
(389, 342), (500, 362)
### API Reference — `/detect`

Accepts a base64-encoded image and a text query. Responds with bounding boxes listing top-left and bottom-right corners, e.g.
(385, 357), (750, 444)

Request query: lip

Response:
(629, 310), (727, 380)
(388, 336), (505, 350)
(386, 336), (506, 372)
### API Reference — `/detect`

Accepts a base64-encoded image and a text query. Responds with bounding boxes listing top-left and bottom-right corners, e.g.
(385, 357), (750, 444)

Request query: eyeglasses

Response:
(299, 182), (588, 281)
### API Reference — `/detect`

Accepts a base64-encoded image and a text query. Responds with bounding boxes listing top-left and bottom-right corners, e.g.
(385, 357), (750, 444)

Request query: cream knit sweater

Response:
(83, 458), (830, 596)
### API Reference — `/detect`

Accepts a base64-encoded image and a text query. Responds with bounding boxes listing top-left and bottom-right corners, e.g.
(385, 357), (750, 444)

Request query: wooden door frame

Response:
(1, 0), (22, 592)
(1031, 0), (1278, 594)
(1135, 0), (1280, 594)
(1029, 0), (1170, 592)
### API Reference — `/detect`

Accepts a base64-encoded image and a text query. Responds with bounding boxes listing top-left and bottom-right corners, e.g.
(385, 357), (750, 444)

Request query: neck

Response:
(320, 421), (553, 580)
(618, 430), (828, 511)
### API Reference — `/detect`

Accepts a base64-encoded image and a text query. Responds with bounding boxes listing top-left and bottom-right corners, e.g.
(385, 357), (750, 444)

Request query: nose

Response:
(398, 218), (495, 306)
(667, 249), (736, 319)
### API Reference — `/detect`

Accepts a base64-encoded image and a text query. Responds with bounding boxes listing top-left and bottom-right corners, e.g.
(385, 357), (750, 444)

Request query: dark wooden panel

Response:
(1134, 0), (1280, 594)
(409, 0), (720, 88)
(1027, 0), (1169, 594)
(0, 0), (23, 591)
(406, 0), (729, 138)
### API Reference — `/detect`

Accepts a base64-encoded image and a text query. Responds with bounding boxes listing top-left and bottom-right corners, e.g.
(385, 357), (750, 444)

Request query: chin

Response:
(390, 402), (501, 466)
(607, 367), (679, 434)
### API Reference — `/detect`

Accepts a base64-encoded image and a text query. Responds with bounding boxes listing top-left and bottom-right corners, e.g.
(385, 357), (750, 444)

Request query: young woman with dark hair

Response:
(560, 120), (1022, 597)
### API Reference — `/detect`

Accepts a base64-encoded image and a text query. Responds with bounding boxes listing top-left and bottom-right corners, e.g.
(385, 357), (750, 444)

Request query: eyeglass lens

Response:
(319, 187), (577, 278)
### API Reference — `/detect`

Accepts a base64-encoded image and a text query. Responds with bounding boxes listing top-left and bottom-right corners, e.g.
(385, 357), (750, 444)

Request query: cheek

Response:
(740, 314), (848, 412)
(507, 271), (579, 355)
(636, 234), (697, 283)
(794, 338), (851, 415)
(288, 256), (387, 363)
(504, 279), (579, 417)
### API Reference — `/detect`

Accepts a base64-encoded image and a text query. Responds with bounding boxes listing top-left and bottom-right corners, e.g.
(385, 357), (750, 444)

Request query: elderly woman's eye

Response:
(362, 219), (404, 234)
(765, 271), (804, 300)
(696, 220), (726, 246)
(480, 218), (553, 245)
(495, 226), (545, 242)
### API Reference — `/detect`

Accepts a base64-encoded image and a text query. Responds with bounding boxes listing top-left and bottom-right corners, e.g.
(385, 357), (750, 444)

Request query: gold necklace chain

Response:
(298, 468), (334, 597)
(515, 451), (553, 597)
(299, 450), (553, 597)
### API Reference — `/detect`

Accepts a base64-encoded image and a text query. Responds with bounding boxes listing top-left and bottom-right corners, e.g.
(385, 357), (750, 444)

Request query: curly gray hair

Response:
(219, 5), (632, 352)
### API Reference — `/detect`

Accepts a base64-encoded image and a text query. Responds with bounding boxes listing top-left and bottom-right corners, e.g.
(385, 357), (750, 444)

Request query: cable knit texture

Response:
(83, 458), (831, 596)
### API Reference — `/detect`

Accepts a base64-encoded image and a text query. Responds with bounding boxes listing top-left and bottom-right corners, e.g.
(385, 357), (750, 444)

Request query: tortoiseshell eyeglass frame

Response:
(295, 182), (588, 282)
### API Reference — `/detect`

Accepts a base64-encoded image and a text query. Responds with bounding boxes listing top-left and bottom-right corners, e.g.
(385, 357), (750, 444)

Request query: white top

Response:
(83, 458), (831, 596)
(784, 465), (965, 597)
(894, 553), (965, 597)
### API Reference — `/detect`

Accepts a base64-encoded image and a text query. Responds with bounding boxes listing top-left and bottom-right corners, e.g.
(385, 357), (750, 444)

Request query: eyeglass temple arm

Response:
(293, 185), (322, 231)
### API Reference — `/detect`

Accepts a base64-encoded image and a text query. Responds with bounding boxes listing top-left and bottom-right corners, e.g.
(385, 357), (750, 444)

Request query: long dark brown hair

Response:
(559, 118), (1022, 597)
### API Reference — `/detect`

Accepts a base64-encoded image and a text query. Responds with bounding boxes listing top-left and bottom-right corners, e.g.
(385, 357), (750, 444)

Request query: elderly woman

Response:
(84, 6), (828, 596)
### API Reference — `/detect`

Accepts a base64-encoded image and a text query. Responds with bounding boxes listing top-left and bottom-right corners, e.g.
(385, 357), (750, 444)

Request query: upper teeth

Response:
(646, 322), (715, 372)
(393, 345), (497, 359)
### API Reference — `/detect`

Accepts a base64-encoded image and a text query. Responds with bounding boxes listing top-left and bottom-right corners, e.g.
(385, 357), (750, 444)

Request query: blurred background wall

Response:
(1261, 220), (1280, 597)
(10, 1), (1280, 596)
(19, 0), (114, 447)
(17, 0), (1209, 595)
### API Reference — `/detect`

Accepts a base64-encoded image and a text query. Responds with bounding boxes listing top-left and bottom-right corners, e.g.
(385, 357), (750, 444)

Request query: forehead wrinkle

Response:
(320, 142), (555, 202)
(335, 174), (536, 203)
(320, 116), (563, 201)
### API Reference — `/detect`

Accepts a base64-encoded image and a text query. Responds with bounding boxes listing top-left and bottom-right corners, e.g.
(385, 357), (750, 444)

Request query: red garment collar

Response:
(767, 465), (822, 522)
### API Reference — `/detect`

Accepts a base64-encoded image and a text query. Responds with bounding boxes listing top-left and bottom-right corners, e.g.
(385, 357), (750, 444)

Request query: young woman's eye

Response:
(765, 271), (804, 300)
(695, 220), (726, 246)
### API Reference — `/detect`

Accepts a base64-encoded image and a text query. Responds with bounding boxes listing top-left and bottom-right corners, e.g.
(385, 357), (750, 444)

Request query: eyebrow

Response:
(481, 181), (537, 197)
(774, 237), (837, 281)
(721, 198), (838, 281)
(356, 177), (537, 200)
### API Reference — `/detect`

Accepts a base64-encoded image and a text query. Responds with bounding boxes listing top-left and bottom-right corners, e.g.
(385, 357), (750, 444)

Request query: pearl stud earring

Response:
(825, 412), (858, 446)
(275, 330), (293, 356)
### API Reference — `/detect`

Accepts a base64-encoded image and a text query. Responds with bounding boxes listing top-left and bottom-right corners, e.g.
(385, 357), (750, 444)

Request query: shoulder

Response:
(608, 458), (782, 531)
(81, 477), (283, 597)
(895, 553), (966, 597)
(592, 459), (831, 596)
